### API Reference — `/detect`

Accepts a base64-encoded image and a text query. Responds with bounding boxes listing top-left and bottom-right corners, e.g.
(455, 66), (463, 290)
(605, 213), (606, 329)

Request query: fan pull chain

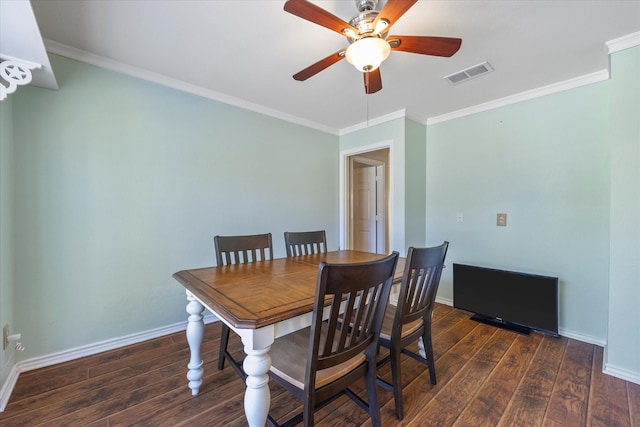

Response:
(366, 71), (370, 127)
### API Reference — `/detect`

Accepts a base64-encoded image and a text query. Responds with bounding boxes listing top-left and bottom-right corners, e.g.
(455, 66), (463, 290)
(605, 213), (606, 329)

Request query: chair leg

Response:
(303, 394), (315, 427)
(364, 359), (382, 427)
(423, 325), (436, 385)
(390, 345), (404, 420)
(218, 324), (230, 370)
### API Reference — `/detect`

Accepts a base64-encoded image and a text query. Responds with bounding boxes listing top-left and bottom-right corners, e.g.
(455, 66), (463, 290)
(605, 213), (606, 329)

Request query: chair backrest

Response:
(306, 252), (399, 384)
(214, 233), (273, 266)
(284, 230), (327, 257)
(393, 242), (449, 332)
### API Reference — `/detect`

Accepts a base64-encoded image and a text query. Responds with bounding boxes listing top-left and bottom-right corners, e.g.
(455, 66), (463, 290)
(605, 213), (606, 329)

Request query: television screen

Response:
(453, 263), (559, 335)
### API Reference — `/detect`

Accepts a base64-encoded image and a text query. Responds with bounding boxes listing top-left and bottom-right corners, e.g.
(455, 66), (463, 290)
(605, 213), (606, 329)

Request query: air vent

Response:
(444, 61), (494, 85)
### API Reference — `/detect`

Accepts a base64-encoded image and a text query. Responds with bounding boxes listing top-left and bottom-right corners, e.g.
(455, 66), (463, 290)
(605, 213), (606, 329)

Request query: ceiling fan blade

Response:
(284, 0), (358, 36)
(373, 0), (417, 33)
(388, 35), (462, 57)
(364, 68), (382, 94)
(293, 50), (346, 81)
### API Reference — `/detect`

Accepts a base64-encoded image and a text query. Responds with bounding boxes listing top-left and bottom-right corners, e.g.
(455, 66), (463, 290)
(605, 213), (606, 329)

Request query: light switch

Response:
(457, 212), (463, 223)
(497, 213), (507, 226)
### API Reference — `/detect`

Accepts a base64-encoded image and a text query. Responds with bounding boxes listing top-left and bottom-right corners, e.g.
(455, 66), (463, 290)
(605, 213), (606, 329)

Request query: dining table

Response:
(172, 250), (405, 427)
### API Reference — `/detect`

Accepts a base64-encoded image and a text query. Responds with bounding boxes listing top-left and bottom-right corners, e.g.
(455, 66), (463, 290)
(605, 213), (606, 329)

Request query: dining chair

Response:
(268, 252), (399, 427)
(214, 233), (273, 379)
(377, 241), (449, 420)
(284, 230), (327, 257)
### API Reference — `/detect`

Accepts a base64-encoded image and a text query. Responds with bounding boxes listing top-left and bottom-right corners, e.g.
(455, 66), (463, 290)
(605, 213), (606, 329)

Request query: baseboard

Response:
(435, 296), (453, 306)
(558, 328), (607, 347)
(0, 313), (219, 412)
(0, 364), (19, 412)
(444, 300), (606, 347)
(603, 363), (640, 385)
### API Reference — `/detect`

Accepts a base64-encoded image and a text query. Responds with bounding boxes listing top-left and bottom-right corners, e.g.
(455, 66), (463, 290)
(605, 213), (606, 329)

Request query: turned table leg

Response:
(239, 327), (275, 427)
(418, 336), (426, 359)
(185, 291), (205, 395)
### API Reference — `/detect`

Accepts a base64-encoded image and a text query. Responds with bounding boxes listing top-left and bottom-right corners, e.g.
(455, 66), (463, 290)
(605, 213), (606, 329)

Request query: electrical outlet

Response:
(3, 324), (8, 350)
(497, 213), (507, 227)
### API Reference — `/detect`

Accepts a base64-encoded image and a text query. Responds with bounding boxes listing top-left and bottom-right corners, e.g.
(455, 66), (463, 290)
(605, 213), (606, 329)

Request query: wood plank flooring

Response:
(1, 304), (638, 426)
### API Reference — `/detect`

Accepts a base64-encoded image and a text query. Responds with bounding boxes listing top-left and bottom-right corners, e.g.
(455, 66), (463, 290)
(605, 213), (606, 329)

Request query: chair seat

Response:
(270, 326), (366, 390)
(380, 303), (424, 341)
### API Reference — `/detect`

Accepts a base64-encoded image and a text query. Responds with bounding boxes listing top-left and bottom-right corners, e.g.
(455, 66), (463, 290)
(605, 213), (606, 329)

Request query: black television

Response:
(453, 263), (559, 336)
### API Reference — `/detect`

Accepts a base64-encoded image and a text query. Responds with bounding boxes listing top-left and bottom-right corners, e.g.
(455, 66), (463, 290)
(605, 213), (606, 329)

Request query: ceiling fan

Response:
(284, 0), (462, 94)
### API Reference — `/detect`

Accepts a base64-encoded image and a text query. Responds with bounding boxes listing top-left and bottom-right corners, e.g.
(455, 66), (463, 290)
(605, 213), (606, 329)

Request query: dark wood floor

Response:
(1, 304), (639, 426)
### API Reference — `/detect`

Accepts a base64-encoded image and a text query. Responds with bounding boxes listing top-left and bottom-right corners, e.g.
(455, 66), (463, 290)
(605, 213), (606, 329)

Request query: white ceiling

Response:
(8, 1), (640, 133)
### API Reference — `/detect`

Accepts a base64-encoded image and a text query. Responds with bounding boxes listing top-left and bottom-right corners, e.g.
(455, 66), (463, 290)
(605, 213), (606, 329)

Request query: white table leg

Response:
(239, 327), (275, 427)
(185, 291), (205, 396)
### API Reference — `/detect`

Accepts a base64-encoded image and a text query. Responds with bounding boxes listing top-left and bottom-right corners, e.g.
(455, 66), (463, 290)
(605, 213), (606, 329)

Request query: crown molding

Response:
(43, 31), (639, 135)
(405, 110), (425, 125)
(43, 39), (340, 135)
(426, 69), (609, 125)
(339, 109), (407, 135)
(607, 31), (640, 54)
(424, 32), (637, 126)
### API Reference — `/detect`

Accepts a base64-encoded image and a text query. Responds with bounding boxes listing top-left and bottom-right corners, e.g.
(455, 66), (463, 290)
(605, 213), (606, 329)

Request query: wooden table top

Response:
(173, 250), (404, 330)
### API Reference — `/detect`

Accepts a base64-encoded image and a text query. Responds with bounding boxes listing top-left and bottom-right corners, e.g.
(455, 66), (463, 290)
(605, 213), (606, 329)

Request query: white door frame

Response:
(339, 140), (394, 252)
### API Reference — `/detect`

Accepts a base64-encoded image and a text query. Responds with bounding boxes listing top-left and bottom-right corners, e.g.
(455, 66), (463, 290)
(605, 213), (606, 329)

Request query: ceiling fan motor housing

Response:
(346, 10), (389, 44)
(355, 0), (378, 12)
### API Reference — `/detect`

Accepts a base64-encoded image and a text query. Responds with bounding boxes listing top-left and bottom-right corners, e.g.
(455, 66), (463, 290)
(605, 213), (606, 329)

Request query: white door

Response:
(353, 165), (377, 252)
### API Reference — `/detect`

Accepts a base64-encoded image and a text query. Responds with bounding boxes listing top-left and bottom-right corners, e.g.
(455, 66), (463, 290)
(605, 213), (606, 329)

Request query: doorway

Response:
(344, 148), (390, 254)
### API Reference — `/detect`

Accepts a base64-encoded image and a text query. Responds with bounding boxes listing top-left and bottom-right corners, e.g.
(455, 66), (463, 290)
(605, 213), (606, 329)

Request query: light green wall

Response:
(423, 47), (640, 382)
(606, 46), (640, 377)
(426, 79), (610, 340)
(405, 119), (427, 249)
(11, 55), (338, 360)
(0, 96), (15, 385)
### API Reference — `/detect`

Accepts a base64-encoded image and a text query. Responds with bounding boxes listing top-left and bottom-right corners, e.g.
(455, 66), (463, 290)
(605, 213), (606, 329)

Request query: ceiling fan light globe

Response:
(345, 37), (390, 72)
